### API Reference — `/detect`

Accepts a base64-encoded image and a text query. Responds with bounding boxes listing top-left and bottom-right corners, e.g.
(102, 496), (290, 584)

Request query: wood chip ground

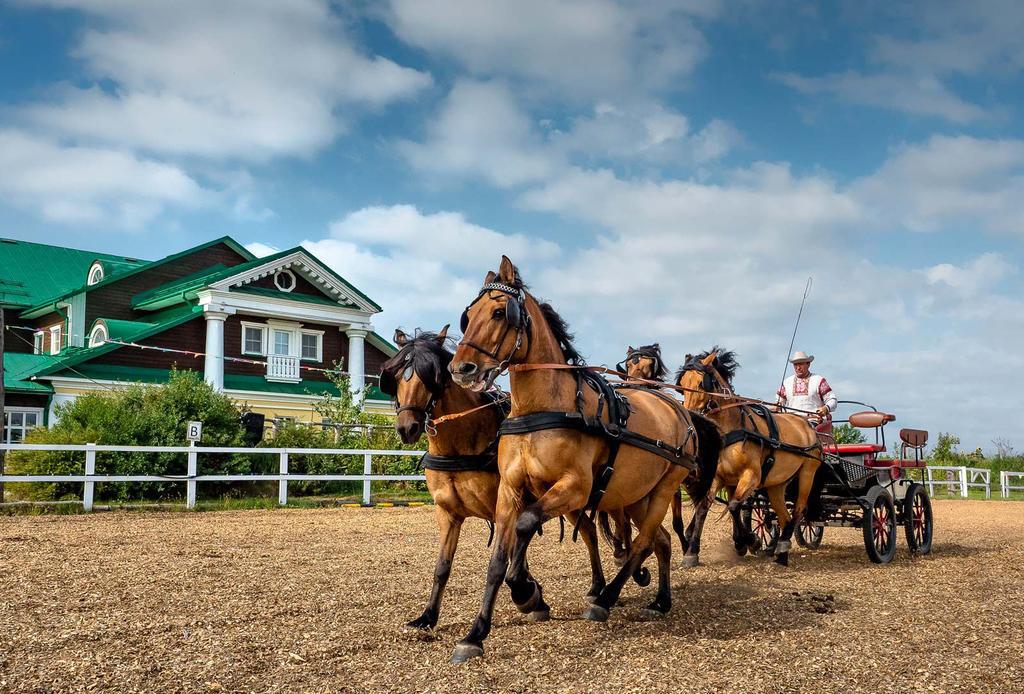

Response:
(2, 500), (1022, 693)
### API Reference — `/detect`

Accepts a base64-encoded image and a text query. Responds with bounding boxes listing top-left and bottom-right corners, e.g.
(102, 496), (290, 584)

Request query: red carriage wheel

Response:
(902, 483), (933, 555)
(795, 518), (824, 549)
(742, 503), (779, 555)
(862, 486), (897, 564)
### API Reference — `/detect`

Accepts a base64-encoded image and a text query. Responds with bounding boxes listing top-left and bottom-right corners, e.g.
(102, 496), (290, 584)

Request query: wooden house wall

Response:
(246, 272), (324, 298)
(85, 242), (249, 325)
(223, 315), (342, 382)
(88, 317), (206, 373)
(4, 392), (49, 409)
(3, 308), (35, 353)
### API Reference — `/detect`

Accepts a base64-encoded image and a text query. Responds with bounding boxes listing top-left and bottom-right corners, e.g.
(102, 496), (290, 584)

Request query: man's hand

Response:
(816, 405), (829, 417)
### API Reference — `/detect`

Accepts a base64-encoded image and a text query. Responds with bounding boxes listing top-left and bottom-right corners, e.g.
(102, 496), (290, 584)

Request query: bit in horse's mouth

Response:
(467, 367), (499, 392)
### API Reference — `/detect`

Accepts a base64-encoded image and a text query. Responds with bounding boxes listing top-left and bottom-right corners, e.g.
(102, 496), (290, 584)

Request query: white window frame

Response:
(300, 329), (323, 362)
(33, 331), (45, 354)
(87, 263), (104, 285)
(49, 324), (62, 355)
(89, 323), (108, 347)
(240, 321), (268, 356)
(274, 269), (297, 292)
(3, 407), (44, 443)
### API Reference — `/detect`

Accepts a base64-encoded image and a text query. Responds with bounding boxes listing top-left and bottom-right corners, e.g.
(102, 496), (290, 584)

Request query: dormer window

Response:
(274, 269), (296, 292)
(89, 323), (108, 347)
(87, 262), (104, 285)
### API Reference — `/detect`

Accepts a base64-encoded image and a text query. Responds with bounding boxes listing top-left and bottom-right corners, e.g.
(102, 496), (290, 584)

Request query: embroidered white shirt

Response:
(777, 373), (837, 414)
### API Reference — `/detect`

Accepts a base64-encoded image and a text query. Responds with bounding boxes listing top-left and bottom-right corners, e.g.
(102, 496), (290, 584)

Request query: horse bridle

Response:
(616, 345), (663, 379)
(679, 356), (733, 414)
(458, 282), (531, 382)
(379, 353), (443, 436)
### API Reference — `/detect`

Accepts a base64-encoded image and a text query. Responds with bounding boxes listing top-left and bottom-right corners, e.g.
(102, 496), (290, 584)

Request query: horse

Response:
(380, 326), (620, 631)
(676, 348), (823, 567)
(617, 343), (710, 564)
(447, 257), (720, 662)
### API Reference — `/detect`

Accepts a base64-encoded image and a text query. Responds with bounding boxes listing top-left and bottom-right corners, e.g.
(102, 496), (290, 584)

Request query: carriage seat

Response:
(824, 443), (886, 455)
(900, 428), (928, 449)
(847, 411), (896, 429)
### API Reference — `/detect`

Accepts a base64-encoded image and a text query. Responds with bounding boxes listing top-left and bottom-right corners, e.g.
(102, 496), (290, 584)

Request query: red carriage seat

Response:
(847, 411), (895, 428)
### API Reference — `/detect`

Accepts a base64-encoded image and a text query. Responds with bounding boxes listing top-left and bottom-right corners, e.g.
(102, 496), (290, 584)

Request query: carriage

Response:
(742, 401), (934, 564)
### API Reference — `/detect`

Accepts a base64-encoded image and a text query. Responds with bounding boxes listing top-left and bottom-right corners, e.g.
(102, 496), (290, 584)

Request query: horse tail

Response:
(689, 412), (721, 505)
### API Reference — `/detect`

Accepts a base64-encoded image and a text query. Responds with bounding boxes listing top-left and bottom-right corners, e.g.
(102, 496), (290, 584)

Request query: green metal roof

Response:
(2, 352), (55, 393)
(19, 236), (254, 318)
(130, 264), (231, 309)
(0, 238), (145, 308)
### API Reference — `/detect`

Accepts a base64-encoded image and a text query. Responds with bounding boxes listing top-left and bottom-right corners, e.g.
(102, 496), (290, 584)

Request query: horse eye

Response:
(492, 307), (506, 319)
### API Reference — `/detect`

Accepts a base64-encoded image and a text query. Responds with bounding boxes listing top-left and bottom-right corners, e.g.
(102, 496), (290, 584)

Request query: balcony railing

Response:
(266, 354), (300, 382)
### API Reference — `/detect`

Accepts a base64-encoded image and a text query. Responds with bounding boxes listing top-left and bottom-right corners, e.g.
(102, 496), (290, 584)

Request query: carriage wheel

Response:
(742, 503), (778, 555)
(862, 487), (897, 564)
(902, 483), (933, 555)
(795, 519), (824, 549)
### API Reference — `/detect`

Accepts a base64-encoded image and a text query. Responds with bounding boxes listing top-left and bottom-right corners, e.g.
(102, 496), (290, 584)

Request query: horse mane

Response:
(674, 345), (740, 385)
(632, 343), (667, 380)
(500, 270), (584, 366)
(381, 330), (454, 394)
(537, 301), (585, 366)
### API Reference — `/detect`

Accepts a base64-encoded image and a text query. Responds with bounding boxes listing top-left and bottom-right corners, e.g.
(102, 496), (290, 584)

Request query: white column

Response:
(203, 310), (230, 391)
(345, 327), (368, 400)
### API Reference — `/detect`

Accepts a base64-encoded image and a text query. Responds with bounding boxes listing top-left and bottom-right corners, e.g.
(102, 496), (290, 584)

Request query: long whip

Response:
(778, 277), (813, 394)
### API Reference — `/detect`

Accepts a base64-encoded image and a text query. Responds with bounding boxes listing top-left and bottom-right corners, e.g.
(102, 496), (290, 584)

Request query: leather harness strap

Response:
(721, 403), (822, 483)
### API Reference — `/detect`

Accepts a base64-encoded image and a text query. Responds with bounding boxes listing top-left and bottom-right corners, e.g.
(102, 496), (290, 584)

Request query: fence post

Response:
(83, 443), (96, 512)
(186, 444), (197, 509)
(984, 470), (991, 499)
(959, 466), (968, 498)
(362, 453), (372, 506)
(278, 451), (288, 506)
(1001, 471), (1008, 499)
(926, 466), (934, 496)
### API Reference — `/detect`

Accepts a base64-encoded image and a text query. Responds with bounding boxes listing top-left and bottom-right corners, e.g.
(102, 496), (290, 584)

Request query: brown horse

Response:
(381, 326), (616, 630)
(447, 257), (720, 662)
(617, 344), (700, 562)
(676, 348), (822, 567)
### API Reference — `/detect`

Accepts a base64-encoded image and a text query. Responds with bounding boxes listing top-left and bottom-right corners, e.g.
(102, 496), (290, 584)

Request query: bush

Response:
(832, 423), (865, 445)
(6, 370), (248, 501)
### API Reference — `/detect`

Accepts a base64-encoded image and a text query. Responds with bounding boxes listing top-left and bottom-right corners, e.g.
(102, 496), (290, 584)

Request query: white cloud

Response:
(382, 0), (716, 99)
(0, 129), (207, 228)
(244, 241), (280, 258)
(396, 80), (560, 187)
(20, 0), (431, 161)
(851, 135), (1024, 235)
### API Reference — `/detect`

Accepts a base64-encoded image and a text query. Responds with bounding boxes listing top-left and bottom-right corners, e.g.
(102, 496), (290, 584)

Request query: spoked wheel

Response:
(862, 486), (897, 564)
(742, 502), (779, 555)
(795, 519), (824, 549)
(903, 483), (933, 555)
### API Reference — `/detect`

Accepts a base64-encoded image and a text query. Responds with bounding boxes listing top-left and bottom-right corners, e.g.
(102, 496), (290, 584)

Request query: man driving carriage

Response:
(776, 351), (837, 435)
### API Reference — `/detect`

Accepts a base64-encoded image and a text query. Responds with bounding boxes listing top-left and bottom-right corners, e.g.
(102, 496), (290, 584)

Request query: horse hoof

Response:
(514, 583), (543, 614)
(527, 608), (550, 622)
(451, 642), (484, 664)
(638, 608), (667, 621)
(681, 555), (699, 568)
(585, 593), (601, 605)
(775, 553), (790, 568)
(735, 544), (749, 557)
(632, 567), (651, 587)
(583, 605), (610, 622)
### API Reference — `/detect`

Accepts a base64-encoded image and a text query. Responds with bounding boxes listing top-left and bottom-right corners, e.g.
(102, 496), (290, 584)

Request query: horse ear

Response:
(437, 324), (449, 340)
(498, 256), (517, 284)
(484, 270), (497, 284)
(627, 345), (634, 352)
(702, 351), (717, 365)
(685, 353), (692, 361)
(653, 343), (660, 349)
(393, 329), (408, 346)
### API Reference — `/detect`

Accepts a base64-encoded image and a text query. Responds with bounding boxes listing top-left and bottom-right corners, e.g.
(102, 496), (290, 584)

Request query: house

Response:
(1, 236), (396, 441)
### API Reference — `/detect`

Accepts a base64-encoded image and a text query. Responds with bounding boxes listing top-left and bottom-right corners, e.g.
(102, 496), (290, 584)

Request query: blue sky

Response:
(1, 0), (1022, 451)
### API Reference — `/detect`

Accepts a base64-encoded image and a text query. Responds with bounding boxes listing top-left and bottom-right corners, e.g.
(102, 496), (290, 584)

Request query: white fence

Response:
(0, 443), (425, 510)
(924, 465), (991, 499)
(1000, 471), (1024, 499)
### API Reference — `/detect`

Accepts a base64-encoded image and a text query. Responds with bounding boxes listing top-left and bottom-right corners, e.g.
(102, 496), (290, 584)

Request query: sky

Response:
(1, 0), (1022, 452)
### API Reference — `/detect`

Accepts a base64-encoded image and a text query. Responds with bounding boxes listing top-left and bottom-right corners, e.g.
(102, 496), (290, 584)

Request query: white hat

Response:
(789, 351), (814, 364)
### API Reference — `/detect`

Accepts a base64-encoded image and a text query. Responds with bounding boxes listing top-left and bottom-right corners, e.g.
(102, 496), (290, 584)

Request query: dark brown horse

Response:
(381, 326), (616, 630)
(677, 348), (822, 567)
(447, 257), (720, 662)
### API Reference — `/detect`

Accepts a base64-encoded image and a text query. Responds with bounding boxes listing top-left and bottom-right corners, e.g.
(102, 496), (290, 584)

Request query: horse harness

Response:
(499, 368), (698, 538)
(616, 344), (665, 379)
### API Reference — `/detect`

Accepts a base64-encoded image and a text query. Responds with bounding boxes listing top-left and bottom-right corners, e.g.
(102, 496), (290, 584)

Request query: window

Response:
(89, 324), (108, 347)
(3, 408), (42, 443)
(273, 329), (291, 356)
(87, 263), (104, 285)
(274, 269), (296, 292)
(300, 330), (322, 361)
(33, 331), (44, 354)
(49, 325), (62, 355)
(241, 323), (266, 356)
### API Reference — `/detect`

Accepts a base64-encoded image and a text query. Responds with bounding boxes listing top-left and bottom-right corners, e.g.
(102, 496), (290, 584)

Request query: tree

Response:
(992, 437), (1014, 459)
(832, 423), (866, 445)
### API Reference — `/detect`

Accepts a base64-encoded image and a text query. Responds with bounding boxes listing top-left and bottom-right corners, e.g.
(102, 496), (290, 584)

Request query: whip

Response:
(778, 277), (813, 394)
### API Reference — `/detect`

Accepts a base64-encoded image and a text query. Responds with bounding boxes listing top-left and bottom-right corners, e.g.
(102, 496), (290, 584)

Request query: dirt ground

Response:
(1, 500), (1022, 693)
